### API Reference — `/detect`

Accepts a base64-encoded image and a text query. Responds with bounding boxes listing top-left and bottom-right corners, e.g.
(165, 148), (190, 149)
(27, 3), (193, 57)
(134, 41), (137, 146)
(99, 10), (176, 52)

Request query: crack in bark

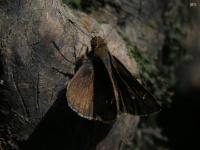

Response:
(51, 66), (73, 78)
(49, 88), (54, 103)
(36, 72), (40, 111)
(11, 71), (30, 118)
(139, 0), (143, 14)
(11, 109), (30, 124)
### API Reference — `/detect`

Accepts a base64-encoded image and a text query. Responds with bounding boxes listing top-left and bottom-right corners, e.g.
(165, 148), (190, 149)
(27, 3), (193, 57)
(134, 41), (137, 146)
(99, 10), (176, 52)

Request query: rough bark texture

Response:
(1, 0), (191, 149)
(0, 0), (140, 149)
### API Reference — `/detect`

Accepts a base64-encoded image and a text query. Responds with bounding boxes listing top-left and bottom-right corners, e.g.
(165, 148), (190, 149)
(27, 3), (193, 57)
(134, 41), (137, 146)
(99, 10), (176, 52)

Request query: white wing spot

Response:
(131, 96), (135, 100)
(142, 93), (147, 100)
(0, 80), (4, 85)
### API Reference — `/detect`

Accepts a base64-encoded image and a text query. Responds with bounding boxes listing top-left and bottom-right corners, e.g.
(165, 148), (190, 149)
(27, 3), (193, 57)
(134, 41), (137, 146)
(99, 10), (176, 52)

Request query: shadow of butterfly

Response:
(67, 36), (160, 122)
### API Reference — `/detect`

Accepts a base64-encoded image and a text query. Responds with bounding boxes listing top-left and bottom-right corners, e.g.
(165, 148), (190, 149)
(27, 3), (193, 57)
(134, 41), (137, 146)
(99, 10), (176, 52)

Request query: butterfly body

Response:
(67, 36), (160, 122)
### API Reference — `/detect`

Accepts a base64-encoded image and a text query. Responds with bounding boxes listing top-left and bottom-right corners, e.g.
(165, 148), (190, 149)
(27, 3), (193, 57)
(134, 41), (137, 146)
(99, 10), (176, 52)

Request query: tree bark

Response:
(0, 0), (140, 149)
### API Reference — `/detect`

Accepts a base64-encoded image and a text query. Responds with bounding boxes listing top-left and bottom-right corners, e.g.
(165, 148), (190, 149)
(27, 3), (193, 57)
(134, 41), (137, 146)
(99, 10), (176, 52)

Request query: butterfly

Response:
(66, 36), (160, 122)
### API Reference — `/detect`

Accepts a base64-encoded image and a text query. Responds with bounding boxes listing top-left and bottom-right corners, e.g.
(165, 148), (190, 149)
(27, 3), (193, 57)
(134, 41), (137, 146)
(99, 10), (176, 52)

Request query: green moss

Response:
(62, 0), (82, 9)
(119, 32), (157, 77)
(147, 20), (157, 29)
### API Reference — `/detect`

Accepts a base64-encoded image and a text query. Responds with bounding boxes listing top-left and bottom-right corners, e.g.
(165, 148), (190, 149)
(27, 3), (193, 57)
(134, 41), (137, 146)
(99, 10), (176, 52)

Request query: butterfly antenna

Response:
(56, 11), (91, 38)
(68, 19), (92, 39)
(52, 41), (75, 64)
(104, 24), (117, 41)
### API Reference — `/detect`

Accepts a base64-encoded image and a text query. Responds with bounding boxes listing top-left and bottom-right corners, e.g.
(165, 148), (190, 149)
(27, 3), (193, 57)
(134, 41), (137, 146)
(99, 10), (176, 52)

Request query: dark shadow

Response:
(22, 89), (113, 150)
(158, 64), (200, 150)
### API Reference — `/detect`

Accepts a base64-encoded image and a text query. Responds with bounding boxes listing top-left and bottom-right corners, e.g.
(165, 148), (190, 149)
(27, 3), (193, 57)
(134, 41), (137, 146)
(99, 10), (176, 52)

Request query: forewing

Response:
(111, 55), (161, 116)
(67, 59), (94, 119)
(93, 56), (117, 122)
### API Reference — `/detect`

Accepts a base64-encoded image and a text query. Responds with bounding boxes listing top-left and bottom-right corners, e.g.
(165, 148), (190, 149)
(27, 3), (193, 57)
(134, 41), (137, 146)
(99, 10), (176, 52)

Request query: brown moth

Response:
(66, 36), (160, 122)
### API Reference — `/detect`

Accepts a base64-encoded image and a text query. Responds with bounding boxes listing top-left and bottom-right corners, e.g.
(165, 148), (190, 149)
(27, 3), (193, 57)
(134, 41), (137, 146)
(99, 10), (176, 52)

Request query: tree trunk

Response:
(0, 0), (140, 149)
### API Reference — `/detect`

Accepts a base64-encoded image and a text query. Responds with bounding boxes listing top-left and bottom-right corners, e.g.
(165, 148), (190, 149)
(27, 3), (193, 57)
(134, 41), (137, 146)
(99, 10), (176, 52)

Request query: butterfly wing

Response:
(67, 57), (117, 122)
(67, 59), (94, 119)
(111, 55), (161, 116)
(93, 56), (117, 122)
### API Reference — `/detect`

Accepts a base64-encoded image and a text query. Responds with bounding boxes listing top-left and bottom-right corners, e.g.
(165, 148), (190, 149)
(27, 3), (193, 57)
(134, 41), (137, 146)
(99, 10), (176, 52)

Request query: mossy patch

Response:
(62, 0), (82, 9)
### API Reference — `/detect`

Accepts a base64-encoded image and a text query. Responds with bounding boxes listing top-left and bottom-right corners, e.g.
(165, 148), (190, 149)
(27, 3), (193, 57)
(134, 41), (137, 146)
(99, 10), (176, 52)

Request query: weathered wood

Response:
(0, 0), (140, 149)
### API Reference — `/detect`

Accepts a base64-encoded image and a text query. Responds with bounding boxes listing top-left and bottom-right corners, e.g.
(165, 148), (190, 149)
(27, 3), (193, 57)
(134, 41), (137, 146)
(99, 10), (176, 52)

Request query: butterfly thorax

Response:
(90, 36), (111, 68)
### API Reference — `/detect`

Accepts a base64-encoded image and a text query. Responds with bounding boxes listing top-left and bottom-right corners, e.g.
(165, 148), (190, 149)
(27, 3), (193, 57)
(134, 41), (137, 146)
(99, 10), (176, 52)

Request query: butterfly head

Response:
(91, 36), (106, 50)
